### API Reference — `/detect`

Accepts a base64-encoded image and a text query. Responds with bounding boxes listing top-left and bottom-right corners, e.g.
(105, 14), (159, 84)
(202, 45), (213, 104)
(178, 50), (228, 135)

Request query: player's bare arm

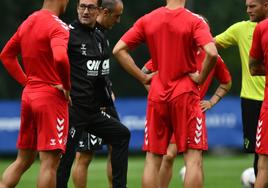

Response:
(249, 56), (266, 75)
(113, 40), (153, 85)
(198, 42), (218, 84)
(200, 81), (232, 112)
(141, 65), (153, 91)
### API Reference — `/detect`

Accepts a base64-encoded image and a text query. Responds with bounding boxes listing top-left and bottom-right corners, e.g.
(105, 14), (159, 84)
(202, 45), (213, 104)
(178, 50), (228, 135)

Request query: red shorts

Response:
(169, 113), (207, 148)
(255, 106), (268, 154)
(143, 92), (208, 154)
(17, 86), (69, 153)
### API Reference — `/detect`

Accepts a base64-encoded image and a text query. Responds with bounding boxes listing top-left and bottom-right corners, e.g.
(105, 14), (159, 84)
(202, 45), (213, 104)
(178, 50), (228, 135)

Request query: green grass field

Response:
(0, 153), (252, 188)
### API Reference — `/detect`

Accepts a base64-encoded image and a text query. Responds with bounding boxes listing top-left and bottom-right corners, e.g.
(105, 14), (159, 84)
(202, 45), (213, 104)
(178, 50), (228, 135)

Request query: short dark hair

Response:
(101, 0), (122, 11)
(77, 0), (102, 7)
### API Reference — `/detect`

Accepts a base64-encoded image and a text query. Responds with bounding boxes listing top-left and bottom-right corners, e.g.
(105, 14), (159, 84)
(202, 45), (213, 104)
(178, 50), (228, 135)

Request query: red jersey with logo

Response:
(121, 7), (213, 101)
(143, 50), (231, 152)
(0, 10), (70, 152)
(0, 9), (70, 90)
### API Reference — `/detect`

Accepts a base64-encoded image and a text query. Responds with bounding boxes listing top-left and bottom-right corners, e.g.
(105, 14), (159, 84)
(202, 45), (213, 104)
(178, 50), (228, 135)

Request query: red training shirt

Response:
(250, 19), (268, 108)
(121, 7), (214, 101)
(0, 9), (70, 91)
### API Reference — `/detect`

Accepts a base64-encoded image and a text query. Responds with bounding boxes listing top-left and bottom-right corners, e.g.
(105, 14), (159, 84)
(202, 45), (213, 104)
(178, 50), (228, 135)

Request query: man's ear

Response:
(103, 8), (110, 15)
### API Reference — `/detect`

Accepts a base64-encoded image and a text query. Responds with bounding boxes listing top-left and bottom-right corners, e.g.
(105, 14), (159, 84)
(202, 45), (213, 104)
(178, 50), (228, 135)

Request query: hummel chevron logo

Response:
(59, 139), (63, 144)
(196, 117), (202, 125)
(195, 137), (201, 144)
(91, 135), (96, 139)
(57, 118), (64, 125)
(258, 120), (263, 127)
(145, 126), (148, 133)
(195, 130), (202, 138)
(58, 132), (63, 138)
(256, 134), (261, 141)
(145, 139), (148, 145)
(257, 127), (262, 134)
(256, 141), (261, 148)
(91, 138), (97, 145)
(196, 124), (202, 131)
(57, 125), (64, 132)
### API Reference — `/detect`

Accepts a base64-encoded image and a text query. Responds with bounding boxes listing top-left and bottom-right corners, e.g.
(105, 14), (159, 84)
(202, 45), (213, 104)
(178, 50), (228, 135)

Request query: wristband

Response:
(219, 86), (229, 92)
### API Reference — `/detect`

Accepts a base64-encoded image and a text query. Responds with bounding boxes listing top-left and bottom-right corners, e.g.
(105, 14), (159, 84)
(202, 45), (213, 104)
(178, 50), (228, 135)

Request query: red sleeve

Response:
(250, 24), (264, 60)
(0, 29), (27, 86)
(52, 46), (71, 90)
(50, 22), (71, 90)
(121, 17), (146, 49)
(193, 17), (214, 47)
(144, 59), (156, 72)
(213, 55), (232, 84)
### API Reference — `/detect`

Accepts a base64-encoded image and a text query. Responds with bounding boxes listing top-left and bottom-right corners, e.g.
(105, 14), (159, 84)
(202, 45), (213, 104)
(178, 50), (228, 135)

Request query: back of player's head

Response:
(43, 0), (69, 15)
(101, 0), (123, 11)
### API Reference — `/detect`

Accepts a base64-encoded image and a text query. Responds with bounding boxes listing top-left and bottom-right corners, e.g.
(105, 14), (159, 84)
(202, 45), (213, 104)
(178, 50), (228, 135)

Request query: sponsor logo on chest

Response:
(86, 59), (110, 76)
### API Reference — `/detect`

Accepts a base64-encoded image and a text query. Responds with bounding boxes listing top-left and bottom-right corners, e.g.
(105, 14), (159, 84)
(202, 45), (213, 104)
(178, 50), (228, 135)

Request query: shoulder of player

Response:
(51, 15), (69, 31)
(40, 14), (69, 37)
(183, 10), (208, 25)
(141, 7), (164, 20)
(36, 10), (69, 31)
(258, 19), (268, 28)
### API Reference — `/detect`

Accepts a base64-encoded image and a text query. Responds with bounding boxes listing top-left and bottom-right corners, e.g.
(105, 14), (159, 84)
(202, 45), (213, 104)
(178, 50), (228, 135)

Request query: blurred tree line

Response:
(0, 0), (248, 99)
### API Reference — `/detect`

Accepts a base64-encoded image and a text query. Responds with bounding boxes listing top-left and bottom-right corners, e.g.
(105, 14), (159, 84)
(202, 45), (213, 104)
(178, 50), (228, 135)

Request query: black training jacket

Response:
(68, 20), (111, 111)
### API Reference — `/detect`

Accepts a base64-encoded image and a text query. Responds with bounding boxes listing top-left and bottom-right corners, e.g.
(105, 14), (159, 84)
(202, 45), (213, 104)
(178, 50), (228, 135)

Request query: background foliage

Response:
(0, 0), (249, 98)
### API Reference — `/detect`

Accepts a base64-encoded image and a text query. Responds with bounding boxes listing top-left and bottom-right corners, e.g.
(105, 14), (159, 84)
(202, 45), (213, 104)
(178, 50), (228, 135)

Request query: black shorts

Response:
(76, 106), (120, 152)
(241, 98), (262, 153)
(77, 132), (103, 152)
